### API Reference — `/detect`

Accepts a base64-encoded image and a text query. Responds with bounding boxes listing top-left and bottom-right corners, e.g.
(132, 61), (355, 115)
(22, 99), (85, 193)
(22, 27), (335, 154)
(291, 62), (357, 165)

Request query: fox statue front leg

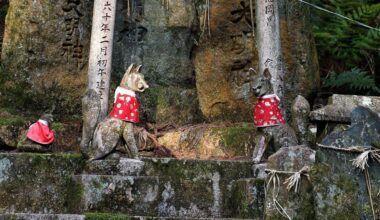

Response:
(123, 123), (139, 159)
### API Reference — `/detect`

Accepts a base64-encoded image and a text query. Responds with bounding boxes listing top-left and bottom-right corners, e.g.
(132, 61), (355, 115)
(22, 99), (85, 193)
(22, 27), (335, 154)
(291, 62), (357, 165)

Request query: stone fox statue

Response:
(82, 64), (149, 160)
(251, 68), (298, 163)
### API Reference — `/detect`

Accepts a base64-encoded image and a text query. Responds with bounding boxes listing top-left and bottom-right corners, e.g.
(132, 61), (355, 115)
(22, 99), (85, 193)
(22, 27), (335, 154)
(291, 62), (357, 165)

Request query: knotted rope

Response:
(265, 166), (311, 220)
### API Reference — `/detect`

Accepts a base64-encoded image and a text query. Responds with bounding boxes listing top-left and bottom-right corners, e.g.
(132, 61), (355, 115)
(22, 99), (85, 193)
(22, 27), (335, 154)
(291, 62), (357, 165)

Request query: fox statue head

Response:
(251, 68), (274, 98)
(120, 64), (149, 92)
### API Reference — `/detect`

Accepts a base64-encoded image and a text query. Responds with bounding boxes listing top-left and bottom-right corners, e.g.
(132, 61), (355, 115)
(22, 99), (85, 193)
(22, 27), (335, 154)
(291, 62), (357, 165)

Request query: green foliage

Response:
(311, 0), (380, 67)
(322, 68), (380, 95)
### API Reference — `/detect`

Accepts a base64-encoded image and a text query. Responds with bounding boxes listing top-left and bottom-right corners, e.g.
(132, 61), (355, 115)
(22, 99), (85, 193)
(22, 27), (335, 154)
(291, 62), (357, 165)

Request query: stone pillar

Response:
(87, 0), (117, 120)
(256, 0), (284, 102)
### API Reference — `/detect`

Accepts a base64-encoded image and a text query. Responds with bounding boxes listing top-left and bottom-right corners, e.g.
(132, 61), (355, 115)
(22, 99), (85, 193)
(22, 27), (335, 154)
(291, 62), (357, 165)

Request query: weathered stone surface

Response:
(113, 0), (196, 86)
(291, 95), (315, 146)
(0, 214), (85, 220)
(0, 125), (20, 148)
(0, 114), (29, 149)
(77, 174), (160, 216)
(311, 148), (380, 219)
(321, 106), (380, 149)
(85, 158), (259, 218)
(113, 0), (198, 125)
(157, 123), (260, 159)
(0, 0), (92, 115)
(86, 158), (145, 176)
(194, 0), (319, 122)
(140, 87), (203, 125)
(194, 0), (258, 122)
(0, 153), (84, 214)
(0, 153), (261, 218)
(143, 158), (257, 218)
(310, 94), (380, 122)
(229, 178), (265, 219)
(267, 145), (315, 173)
(265, 146), (316, 219)
(279, 0), (320, 114)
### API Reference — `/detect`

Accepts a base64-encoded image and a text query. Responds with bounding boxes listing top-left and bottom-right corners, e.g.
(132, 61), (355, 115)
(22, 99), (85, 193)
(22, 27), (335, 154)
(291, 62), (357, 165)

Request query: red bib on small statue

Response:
(109, 87), (140, 123)
(254, 94), (285, 127)
(26, 120), (55, 145)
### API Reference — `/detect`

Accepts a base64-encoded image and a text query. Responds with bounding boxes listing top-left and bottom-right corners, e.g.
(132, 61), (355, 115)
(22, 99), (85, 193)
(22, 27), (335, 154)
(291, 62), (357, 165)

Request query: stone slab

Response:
(310, 94), (380, 122)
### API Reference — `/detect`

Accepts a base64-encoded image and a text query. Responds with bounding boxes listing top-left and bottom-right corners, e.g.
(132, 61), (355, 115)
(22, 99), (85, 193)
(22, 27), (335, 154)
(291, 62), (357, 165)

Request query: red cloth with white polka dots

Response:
(253, 94), (285, 127)
(109, 87), (140, 123)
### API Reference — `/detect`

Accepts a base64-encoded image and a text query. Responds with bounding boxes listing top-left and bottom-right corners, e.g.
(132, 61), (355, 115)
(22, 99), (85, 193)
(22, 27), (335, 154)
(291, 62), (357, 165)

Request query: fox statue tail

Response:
(80, 89), (101, 156)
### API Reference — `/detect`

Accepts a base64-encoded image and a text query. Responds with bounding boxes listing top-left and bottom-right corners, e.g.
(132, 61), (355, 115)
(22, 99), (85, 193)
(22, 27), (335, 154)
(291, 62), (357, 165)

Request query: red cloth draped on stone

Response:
(109, 87), (140, 123)
(26, 120), (55, 144)
(254, 94), (285, 127)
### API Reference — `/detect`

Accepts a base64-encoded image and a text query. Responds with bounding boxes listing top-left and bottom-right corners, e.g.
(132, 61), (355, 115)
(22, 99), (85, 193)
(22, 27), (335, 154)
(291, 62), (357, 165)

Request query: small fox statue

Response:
(251, 68), (299, 163)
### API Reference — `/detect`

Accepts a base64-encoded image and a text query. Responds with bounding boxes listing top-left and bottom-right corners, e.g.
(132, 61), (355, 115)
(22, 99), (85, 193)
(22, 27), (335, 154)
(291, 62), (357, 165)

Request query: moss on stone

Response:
(51, 122), (65, 132)
(0, 153), (85, 213)
(229, 178), (265, 219)
(209, 124), (256, 156)
(0, 116), (28, 126)
(85, 213), (131, 220)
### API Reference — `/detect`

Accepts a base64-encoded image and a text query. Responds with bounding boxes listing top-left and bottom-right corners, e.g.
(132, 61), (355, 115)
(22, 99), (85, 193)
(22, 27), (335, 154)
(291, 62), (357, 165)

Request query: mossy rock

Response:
(311, 149), (380, 219)
(158, 123), (259, 159)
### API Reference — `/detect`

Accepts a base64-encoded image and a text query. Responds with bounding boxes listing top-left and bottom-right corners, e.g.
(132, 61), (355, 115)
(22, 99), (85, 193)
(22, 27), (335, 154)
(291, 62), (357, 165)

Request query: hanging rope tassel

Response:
(265, 166), (310, 220)
(284, 166), (310, 193)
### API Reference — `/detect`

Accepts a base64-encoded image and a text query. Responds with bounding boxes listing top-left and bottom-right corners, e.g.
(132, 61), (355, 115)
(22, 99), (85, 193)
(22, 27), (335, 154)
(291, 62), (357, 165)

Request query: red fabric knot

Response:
(26, 120), (55, 144)
(253, 94), (285, 127)
(109, 87), (140, 123)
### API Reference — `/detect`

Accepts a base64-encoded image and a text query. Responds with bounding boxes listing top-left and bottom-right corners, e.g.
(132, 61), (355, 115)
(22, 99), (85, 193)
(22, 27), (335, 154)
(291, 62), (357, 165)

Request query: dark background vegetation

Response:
(310, 0), (380, 95)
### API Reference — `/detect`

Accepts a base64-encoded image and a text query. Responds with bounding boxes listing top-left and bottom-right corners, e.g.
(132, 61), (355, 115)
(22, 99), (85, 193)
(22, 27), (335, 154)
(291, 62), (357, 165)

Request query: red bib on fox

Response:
(109, 87), (140, 123)
(254, 94), (285, 127)
(26, 120), (55, 144)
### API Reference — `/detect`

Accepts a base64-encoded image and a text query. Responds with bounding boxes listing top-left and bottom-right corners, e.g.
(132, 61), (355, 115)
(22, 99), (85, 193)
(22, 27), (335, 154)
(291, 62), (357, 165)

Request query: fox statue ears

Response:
(125, 64), (142, 75)
(263, 68), (272, 80)
(121, 64), (142, 86)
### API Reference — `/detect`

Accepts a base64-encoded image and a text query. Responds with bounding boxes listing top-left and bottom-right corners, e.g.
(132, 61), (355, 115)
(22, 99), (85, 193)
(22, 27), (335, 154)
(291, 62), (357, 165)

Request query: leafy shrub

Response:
(322, 68), (380, 95)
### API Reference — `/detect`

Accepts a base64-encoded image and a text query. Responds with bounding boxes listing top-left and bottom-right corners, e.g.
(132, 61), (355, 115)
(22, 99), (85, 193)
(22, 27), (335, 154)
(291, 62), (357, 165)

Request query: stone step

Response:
(0, 213), (250, 219)
(75, 175), (159, 216)
(0, 153), (264, 219)
(84, 158), (260, 218)
(0, 214), (85, 220)
(87, 157), (256, 181)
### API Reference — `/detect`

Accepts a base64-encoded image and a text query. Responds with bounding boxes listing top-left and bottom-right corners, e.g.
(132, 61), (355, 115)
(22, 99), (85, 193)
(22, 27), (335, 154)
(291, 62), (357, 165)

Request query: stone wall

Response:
(0, 0), (93, 115)
(0, 0), (319, 123)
